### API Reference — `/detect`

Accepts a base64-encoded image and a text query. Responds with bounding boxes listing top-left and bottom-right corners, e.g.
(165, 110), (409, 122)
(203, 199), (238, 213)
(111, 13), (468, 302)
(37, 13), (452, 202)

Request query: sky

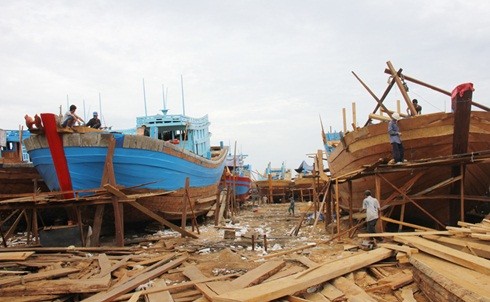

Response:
(1, 1), (489, 179)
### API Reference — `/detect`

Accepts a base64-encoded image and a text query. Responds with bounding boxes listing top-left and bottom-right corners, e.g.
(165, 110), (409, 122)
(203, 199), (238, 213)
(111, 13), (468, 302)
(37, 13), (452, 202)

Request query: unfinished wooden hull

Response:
(0, 130), (48, 200)
(0, 163), (48, 199)
(327, 111), (490, 225)
(255, 179), (291, 203)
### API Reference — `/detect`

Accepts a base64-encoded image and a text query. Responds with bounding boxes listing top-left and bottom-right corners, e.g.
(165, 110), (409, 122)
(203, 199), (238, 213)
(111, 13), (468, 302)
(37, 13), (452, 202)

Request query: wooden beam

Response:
(386, 61), (416, 116)
(378, 174), (446, 228)
(398, 236), (490, 275)
(127, 200), (198, 239)
(352, 71), (395, 123)
(358, 230), (450, 237)
(380, 216), (435, 231)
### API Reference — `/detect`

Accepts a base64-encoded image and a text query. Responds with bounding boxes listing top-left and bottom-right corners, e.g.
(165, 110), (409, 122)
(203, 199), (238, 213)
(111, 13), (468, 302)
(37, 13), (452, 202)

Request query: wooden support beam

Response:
(380, 216), (435, 231)
(127, 200), (198, 239)
(352, 71), (396, 123)
(90, 204), (105, 247)
(378, 174), (446, 228)
(386, 61), (417, 115)
(352, 69), (401, 126)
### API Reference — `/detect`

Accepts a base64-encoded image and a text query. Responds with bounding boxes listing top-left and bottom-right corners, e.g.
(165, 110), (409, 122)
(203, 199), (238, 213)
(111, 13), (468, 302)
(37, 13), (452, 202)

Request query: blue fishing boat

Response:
(23, 109), (228, 221)
(223, 153), (252, 202)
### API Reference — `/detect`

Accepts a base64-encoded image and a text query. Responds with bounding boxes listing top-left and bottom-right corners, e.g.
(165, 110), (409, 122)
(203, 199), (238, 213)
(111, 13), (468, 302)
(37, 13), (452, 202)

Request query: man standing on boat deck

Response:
(362, 190), (380, 240)
(388, 112), (404, 164)
(61, 104), (84, 128)
(86, 111), (102, 129)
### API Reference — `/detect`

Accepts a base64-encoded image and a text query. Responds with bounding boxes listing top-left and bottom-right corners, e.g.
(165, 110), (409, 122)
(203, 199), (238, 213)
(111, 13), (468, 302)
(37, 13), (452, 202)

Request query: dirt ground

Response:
(155, 201), (370, 279)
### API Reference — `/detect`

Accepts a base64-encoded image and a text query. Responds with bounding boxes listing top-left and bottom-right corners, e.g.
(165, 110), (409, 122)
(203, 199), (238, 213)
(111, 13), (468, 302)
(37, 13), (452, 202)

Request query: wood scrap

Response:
(0, 251), (34, 261)
(213, 248), (393, 302)
(320, 282), (345, 301)
(81, 254), (188, 302)
(332, 276), (377, 301)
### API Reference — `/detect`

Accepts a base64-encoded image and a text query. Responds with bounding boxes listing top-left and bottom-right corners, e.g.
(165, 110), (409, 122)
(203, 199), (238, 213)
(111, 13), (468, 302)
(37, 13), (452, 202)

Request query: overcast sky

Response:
(1, 1), (489, 178)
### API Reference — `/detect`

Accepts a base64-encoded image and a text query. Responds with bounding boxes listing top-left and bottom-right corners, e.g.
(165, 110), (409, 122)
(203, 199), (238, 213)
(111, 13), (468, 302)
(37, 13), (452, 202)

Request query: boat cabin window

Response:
(158, 129), (188, 141)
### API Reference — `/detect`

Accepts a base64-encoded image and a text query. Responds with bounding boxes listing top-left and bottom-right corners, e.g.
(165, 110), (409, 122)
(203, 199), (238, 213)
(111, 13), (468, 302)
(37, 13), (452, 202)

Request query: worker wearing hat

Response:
(86, 111), (102, 129)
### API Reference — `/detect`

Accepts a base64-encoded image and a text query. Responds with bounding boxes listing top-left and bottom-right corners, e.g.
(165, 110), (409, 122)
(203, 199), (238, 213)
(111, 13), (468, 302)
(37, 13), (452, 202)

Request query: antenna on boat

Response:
(83, 99), (86, 122)
(99, 92), (106, 128)
(161, 84), (168, 115)
(181, 74), (186, 115)
(143, 78), (148, 116)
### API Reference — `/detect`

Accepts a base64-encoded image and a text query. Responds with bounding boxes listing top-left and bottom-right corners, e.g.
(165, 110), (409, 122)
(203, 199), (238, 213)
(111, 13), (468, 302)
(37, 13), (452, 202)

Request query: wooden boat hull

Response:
(255, 179), (291, 203)
(0, 163), (48, 199)
(327, 111), (490, 225)
(24, 132), (228, 222)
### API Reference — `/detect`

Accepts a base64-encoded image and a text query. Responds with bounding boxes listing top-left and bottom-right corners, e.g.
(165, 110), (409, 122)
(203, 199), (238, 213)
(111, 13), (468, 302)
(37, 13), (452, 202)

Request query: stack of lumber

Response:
(446, 219), (490, 241)
(358, 219), (490, 302)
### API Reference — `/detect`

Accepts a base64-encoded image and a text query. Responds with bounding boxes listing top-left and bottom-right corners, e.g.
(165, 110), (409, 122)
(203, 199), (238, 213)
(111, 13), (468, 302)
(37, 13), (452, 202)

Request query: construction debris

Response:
(0, 203), (489, 301)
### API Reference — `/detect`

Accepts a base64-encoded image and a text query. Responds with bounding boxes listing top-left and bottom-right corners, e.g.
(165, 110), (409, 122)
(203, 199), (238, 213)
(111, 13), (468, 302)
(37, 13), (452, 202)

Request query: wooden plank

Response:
(263, 266), (304, 282)
(206, 281), (233, 295)
(97, 255), (130, 278)
(319, 282), (344, 301)
(230, 260), (285, 288)
(377, 243), (418, 256)
(81, 255), (188, 302)
(114, 273), (238, 301)
(0, 295), (62, 302)
(0, 251), (34, 261)
(397, 235), (490, 275)
(127, 200), (198, 238)
(358, 230), (450, 238)
(145, 280), (174, 302)
(423, 234), (490, 259)
(182, 265), (208, 281)
(0, 267), (79, 287)
(303, 292), (331, 301)
(128, 253), (173, 267)
(0, 275), (111, 295)
(379, 216), (435, 231)
(213, 248), (392, 302)
(332, 276), (376, 301)
(400, 288), (417, 302)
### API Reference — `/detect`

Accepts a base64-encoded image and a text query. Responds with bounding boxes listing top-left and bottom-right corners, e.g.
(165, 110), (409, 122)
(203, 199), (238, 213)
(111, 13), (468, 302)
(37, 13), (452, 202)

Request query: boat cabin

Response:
(135, 109), (213, 159)
(0, 129), (31, 163)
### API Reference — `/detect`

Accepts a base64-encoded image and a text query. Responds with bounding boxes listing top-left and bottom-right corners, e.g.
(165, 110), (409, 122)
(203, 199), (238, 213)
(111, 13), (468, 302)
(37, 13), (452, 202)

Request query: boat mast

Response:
(143, 78), (148, 116)
(83, 99), (86, 122)
(99, 92), (105, 127)
(181, 75), (185, 115)
(161, 84), (168, 115)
